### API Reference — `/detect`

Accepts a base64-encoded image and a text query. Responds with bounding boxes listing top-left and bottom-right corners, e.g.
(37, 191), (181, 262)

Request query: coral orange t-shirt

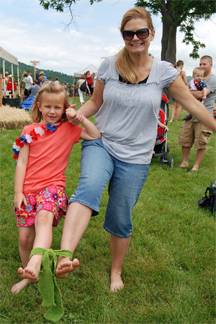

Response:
(21, 122), (82, 193)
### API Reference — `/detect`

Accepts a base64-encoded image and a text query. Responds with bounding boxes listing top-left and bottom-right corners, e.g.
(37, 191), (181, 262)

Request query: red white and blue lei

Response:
(13, 122), (60, 160)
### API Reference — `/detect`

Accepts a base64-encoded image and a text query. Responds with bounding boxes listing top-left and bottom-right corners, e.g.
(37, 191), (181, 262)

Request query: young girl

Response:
(169, 60), (187, 122)
(11, 81), (101, 293)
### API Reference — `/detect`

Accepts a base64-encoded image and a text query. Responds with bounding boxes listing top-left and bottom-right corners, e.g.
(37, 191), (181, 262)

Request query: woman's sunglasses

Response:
(122, 28), (151, 41)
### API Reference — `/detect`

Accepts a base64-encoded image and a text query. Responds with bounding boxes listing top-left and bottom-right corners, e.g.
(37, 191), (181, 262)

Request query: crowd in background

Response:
(2, 67), (97, 102)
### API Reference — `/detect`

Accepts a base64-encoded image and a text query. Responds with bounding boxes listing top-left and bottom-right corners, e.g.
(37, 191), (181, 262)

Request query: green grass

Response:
(0, 100), (215, 323)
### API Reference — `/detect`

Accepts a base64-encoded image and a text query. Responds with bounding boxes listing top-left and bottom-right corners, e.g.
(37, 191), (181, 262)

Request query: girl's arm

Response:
(168, 75), (216, 132)
(80, 115), (101, 140)
(66, 110), (101, 140)
(158, 120), (169, 132)
(14, 144), (29, 211)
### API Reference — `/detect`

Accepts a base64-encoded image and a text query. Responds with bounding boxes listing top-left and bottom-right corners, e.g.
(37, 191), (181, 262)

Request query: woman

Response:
(85, 70), (94, 96)
(56, 7), (216, 291)
(77, 74), (90, 105)
(169, 60), (187, 122)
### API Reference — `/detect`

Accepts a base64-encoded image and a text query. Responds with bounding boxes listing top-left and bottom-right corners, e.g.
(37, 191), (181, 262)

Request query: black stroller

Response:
(153, 94), (174, 167)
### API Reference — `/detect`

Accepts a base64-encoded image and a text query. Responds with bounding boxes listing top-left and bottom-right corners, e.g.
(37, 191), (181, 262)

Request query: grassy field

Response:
(0, 98), (215, 324)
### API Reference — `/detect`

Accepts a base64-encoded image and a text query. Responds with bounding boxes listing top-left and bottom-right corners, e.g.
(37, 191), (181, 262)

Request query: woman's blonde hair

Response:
(31, 81), (69, 123)
(115, 7), (155, 84)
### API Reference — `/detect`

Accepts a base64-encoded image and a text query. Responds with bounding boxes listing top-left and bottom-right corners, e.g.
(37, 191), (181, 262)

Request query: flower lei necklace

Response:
(13, 122), (61, 160)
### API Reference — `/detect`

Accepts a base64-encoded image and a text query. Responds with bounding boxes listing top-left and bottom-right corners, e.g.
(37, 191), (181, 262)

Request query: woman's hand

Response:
(14, 193), (27, 211)
(66, 107), (84, 125)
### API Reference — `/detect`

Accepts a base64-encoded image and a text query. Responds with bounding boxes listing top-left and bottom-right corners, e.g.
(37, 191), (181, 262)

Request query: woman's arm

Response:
(66, 78), (104, 125)
(79, 78), (104, 117)
(14, 144), (29, 211)
(181, 70), (187, 85)
(168, 75), (216, 132)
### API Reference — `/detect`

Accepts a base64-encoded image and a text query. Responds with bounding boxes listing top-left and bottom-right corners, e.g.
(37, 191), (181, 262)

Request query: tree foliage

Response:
(39, 0), (102, 12)
(135, 0), (216, 62)
(39, 0), (216, 63)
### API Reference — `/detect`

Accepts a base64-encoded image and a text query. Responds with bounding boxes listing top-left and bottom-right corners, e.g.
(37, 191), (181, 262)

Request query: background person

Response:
(39, 71), (49, 82)
(85, 71), (94, 96)
(77, 74), (90, 105)
(184, 67), (207, 121)
(56, 8), (216, 292)
(178, 55), (216, 173)
(169, 60), (187, 122)
(29, 80), (40, 97)
(54, 77), (60, 84)
(22, 71), (33, 99)
(6, 74), (17, 97)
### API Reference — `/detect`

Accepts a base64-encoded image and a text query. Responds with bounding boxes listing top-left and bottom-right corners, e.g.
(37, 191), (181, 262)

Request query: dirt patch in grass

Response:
(0, 105), (32, 129)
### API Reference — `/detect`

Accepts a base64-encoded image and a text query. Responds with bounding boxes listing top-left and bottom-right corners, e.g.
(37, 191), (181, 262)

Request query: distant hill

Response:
(0, 57), (194, 86)
(187, 76), (193, 84)
(0, 58), (74, 86)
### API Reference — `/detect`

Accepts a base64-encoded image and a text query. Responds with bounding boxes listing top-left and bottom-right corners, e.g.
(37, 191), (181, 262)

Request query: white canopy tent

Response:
(73, 64), (98, 79)
(0, 46), (20, 97)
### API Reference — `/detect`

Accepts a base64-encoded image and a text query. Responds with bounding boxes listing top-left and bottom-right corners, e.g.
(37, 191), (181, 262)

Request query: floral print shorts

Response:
(15, 185), (68, 227)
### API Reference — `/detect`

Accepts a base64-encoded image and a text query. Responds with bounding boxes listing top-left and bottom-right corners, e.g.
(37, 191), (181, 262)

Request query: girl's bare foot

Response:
(17, 267), (39, 282)
(56, 258), (79, 279)
(110, 270), (124, 292)
(11, 279), (30, 293)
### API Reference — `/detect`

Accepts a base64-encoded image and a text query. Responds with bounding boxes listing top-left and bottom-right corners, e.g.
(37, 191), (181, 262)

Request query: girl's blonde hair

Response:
(31, 81), (69, 123)
(115, 7), (155, 84)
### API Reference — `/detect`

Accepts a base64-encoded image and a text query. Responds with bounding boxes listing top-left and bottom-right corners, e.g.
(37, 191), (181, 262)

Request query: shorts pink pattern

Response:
(15, 185), (68, 227)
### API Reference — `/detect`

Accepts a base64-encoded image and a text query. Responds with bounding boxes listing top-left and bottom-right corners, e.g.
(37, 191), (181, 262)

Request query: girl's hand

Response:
(14, 193), (27, 211)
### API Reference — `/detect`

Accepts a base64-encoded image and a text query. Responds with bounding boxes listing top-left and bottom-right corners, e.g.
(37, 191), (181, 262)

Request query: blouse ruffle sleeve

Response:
(159, 60), (179, 89)
(96, 57), (111, 84)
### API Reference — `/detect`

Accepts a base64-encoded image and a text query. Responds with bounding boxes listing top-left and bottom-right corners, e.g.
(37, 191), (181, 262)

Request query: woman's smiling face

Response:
(123, 18), (155, 55)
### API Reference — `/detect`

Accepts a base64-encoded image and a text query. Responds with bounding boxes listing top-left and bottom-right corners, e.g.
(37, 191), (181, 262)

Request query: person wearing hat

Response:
(39, 71), (49, 82)
(22, 71), (33, 99)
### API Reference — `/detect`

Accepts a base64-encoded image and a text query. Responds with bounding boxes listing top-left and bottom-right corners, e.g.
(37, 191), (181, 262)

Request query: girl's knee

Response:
(19, 231), (34, 249)
(35, 210), (54, 226)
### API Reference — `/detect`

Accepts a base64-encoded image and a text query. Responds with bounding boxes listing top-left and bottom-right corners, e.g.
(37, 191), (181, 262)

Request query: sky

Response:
(1, 0), (216, 77)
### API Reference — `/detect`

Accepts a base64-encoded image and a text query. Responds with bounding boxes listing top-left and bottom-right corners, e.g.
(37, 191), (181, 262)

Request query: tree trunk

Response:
(161, 21), (177, 64)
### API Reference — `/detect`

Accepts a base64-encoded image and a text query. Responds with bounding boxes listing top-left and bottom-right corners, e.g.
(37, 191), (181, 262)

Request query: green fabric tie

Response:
(30, 248), (72, 323)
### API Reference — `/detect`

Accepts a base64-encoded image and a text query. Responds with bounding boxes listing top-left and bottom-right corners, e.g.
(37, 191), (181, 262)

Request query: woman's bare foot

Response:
(11, 279), (30, 293)
(56, 257), (79, 279)
(17, 267), (39, 282)
(110, 270), (124, 292)
(179, 162), (189, 168)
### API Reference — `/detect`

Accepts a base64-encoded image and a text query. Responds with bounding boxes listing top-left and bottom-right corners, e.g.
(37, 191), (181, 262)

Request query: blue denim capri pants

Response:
(69, 139), (149, 238)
